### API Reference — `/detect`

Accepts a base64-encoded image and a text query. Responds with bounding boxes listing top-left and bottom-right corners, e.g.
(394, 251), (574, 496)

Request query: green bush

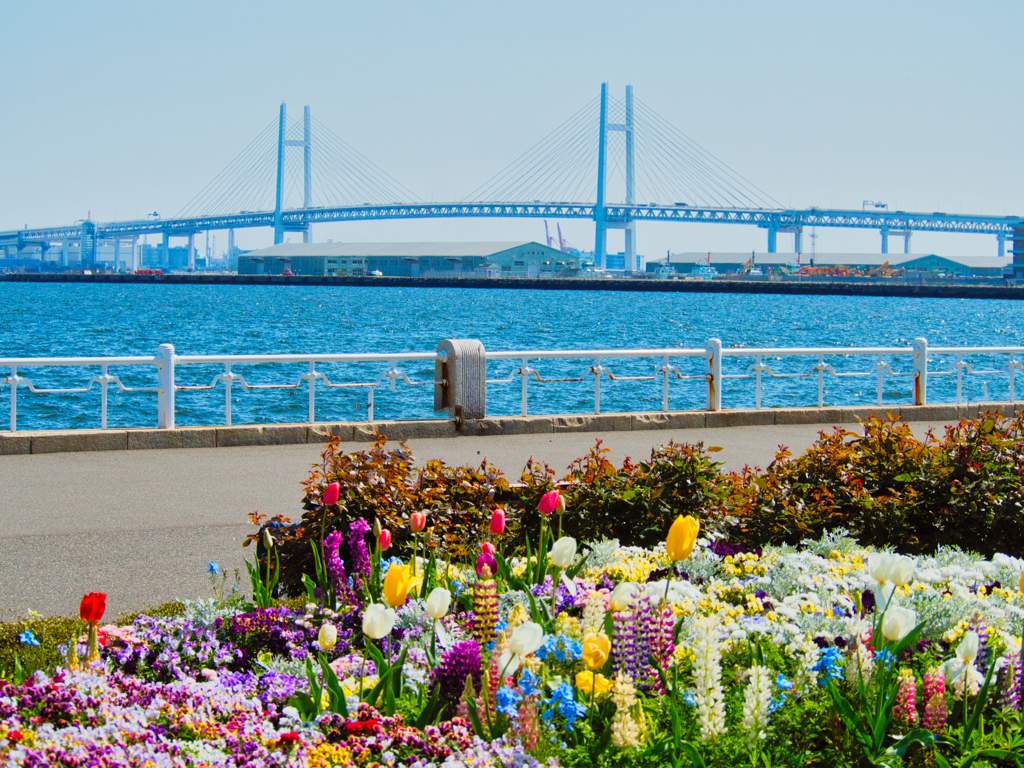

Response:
(259, 412), (1024, 596)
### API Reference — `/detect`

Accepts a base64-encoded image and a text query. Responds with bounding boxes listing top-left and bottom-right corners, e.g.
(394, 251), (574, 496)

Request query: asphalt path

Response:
(0, 421), (950, 620)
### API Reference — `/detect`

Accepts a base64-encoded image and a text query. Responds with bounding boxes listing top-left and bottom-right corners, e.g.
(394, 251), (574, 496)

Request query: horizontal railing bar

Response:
(486, 348), (705, 360)
(723, 347), (910, 357)
(175, 352), (440, 365)
(0, 356), (156, 366)
(930, 346), (1024, 354)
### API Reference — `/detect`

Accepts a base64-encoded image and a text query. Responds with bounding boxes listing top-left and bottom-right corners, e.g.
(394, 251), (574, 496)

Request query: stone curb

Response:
(1, 403), (1020, 455)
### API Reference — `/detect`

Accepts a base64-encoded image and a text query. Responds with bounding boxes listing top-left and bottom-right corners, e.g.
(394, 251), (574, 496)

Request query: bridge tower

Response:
(594, 83), (636, 272)
(273, 103), (313, 244)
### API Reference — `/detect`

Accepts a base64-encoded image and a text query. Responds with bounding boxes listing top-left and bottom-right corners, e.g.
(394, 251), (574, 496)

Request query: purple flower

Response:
(348, 519), (371, 592)
(430, 640), (482, 706)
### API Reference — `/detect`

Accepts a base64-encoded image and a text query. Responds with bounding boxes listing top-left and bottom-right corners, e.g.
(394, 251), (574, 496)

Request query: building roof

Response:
(241, 241), (547, 258)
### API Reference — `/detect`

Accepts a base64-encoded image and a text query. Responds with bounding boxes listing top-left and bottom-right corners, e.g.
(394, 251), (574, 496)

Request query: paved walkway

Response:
(0, 421), (949, 620)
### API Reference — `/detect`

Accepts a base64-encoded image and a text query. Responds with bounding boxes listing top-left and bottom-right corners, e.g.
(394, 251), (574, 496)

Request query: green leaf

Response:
(891, 728), (935, 757)
(678, 741), (708, 768)
(464, 697), (487, 739)
(415, 689), (444, 729)
(566, 550), (592, 579)
(364, 671), (389, 708)
(965, 658), (999, 739)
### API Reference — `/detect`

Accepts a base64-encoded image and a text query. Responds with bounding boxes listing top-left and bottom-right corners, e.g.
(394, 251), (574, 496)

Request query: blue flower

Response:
(770, 694), (787, 713)
(681, 690), (696, 706)
(812, 647), (845, 686)
(208, 561), (220, 575)
(541, 682), (587, 731)
(496, 685), (522, 717)
(18, 630), (40, 646)
(775, 672), (794, 691)
(874, 648), (896, 668)
(535, 635), (583, 663)
(518, 669), (541, 697)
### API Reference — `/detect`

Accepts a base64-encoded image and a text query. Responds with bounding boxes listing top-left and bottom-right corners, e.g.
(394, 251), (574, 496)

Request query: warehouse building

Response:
(645, 252), (1010, 278)
(237, 241), (578, 278)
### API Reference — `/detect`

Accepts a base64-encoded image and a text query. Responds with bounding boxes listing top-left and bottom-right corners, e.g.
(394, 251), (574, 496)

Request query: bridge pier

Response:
(999, 232), (1006, 258)
(767, 224), (777, 253)
(881, 227), (889, 255)
(161, 232), (169, 269)
(187, 232), (195, 272)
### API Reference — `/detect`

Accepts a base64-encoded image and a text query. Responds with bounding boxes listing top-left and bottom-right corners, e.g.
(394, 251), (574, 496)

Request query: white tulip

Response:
(497, 649), (520, 678)
(609, 582), (639, 612)
(868, 552), (915, 586)
(549, 536), (577, 569)
(362, 603), (397, 639)
(263, 528), (275, 549)
(955, 631), (979, 664)
(317, 622), (338, 652)
(425, 587), (451, 620)
(881, 607), (917, 643)
(509, 621), (545, 656)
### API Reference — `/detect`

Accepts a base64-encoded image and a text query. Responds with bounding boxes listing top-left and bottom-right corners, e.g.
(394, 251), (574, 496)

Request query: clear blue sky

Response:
(2, 0), (1020, 258)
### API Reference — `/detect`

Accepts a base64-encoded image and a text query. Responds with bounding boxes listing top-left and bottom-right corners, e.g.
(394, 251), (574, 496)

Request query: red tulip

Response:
(476, 551), (497, 578)
(481, 542), (497, 555)
(378, 529), (392, 552)
(410, 512), (427, 533)
(323, 482), (340, 506)
(489, 508), (506, 535)
(79, 592), (106, 623)
(538, 490), (565, 516)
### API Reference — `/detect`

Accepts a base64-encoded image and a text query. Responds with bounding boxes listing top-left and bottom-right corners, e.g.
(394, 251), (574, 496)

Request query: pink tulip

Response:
(410, 512), (427, 533)
(481, 542), (497, 555)
(322, 482), (340, 506)
(489, 508), (506, 535)
(538, 490), (564, 516)
(476, 551), (497, 578)
(378, 529), (391, 552)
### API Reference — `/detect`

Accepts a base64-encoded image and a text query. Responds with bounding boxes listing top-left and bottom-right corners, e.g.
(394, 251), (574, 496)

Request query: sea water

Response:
(2, 282), (1022, 430)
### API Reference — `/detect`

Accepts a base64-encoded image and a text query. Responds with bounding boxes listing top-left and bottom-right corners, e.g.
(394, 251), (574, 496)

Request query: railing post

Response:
(912, 337), (928, 405)
(7, 366), (17, 432)
(307, 361), (316, 423)
(224, 364), (233, 426)
(755, 354), (763, 409)
(155, 343), (176, 429)
(1010, 354), (1016, 403)
(520, 357), (531, 417)
(706, 338), (722, 411)
(434, 339), (487, 421)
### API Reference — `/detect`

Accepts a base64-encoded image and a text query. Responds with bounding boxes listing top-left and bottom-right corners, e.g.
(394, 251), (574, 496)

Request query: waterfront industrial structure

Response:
(1, 85), (1022, 276)
(237, 241), (575, 278)
(646, 252), (1011, 278)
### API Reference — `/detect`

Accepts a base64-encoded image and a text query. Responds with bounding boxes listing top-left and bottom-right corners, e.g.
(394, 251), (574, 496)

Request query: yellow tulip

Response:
(582, 632), (611, 671)
(382, 562), (422, 608)
(575, 670), (611, 697)
(666, 515), (700, 562)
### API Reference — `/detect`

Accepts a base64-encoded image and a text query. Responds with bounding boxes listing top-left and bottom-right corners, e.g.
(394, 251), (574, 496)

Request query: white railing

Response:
(2, 338), (1023, 432)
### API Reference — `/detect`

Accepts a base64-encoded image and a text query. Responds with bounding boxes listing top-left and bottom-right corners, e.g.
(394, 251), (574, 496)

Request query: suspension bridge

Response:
(2, 84), (1021, 273)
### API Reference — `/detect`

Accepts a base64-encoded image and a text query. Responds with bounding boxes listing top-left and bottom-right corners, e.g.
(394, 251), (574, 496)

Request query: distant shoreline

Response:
(2, 272), (1022, 300)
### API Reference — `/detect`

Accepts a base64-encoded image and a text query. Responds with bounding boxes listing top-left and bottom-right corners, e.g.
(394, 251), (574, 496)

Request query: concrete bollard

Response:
(434, 339), (487, 425)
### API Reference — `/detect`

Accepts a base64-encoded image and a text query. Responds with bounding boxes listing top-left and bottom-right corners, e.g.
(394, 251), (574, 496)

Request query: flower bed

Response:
(4, 433), (1024, 767)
